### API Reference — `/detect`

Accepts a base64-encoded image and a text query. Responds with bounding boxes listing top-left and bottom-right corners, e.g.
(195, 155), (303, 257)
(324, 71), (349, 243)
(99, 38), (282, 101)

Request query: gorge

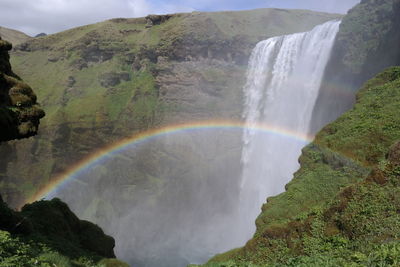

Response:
(1, 0), (400, 266)
(37, 20), (342, 267)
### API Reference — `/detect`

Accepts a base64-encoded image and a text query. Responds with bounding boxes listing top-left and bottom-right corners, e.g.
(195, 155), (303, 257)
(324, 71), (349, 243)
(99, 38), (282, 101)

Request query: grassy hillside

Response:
(0, 26), (31, 45)
(2, 8), (339, 207)
(195, 67), (400, 266)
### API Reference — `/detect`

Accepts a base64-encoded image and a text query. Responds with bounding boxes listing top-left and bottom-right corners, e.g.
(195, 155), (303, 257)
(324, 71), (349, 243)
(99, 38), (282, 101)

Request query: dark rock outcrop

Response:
(35, 33), (47, 38)
(0, 196), (116, 259)
(388, 141), (400, 166)
(21, 198), (116, 258)
(0, 37), (44, 142)
(100, 72), (130, 88)
(146, 14), (172, 27)
(0, 194), (32, 235)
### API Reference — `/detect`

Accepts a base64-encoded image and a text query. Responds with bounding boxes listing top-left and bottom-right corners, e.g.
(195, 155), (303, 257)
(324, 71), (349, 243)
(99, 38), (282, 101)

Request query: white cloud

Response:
(0, 0), (164, 36)
(127, 0), (153, 17)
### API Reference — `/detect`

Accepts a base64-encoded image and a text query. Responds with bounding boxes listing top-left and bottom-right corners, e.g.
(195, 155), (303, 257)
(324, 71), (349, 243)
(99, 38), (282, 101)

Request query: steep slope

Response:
(0, 26), (31, 45)
(311, 0), (400, 132)
(2, 8), (339, 209)
(196, 67), (400, 266)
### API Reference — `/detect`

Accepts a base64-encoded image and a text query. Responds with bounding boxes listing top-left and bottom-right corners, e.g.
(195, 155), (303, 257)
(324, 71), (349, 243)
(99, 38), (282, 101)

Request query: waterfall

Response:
(239, 20), (340, 238)
(46, 20), (341, 267)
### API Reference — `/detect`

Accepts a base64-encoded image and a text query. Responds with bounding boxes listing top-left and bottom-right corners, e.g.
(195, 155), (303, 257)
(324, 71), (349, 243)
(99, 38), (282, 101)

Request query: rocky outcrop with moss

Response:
(194, 67), (400, 267)
(0, 37), (44, 142)
(0, 195), (129, 266)
(311, 0), (400, 132)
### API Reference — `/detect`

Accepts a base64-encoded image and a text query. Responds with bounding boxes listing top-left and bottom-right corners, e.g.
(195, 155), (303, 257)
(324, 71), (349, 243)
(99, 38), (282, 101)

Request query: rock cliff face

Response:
(0, 37), (44, 142)
(311, 0), (400, 132)
(1, 8), (339, 207)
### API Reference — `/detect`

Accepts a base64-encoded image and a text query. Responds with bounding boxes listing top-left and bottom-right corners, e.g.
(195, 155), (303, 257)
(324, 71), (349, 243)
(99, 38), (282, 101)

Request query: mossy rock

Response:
(0, 36), (44, 142)
(79, 220), (116, 258)
(1, 195), (120, 265)
(20, 198), (116, 259)
(0, 40), (12, 51)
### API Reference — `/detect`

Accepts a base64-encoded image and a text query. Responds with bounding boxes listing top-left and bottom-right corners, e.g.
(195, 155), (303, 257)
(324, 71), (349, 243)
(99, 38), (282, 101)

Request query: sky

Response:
(0, 0), (360, 36)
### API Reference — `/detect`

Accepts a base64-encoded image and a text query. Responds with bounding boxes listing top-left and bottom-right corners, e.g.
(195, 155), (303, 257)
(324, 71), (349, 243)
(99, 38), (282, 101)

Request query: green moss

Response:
(0, 38), (44, 142)
(0, 229), (126, 267)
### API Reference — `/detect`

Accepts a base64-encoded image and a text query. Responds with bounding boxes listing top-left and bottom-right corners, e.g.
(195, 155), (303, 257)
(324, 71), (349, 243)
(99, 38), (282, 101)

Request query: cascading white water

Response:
(239, 20), (340, 238)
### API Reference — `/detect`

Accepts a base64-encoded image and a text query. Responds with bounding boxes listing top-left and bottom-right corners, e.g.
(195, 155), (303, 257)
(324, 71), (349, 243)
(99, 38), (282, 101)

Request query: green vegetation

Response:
(0, 196), (128, 267)
(0, 230), (129, 267)
(194, 67), (400, 266)
(0, 230), (95, 267)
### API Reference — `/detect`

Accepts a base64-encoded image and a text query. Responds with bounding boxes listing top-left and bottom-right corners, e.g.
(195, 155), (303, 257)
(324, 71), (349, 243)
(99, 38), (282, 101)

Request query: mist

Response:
(49, 129), (247, 266)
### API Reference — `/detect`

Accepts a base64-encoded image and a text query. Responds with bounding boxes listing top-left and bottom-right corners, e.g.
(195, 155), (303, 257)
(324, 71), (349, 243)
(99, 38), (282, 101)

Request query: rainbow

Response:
(27, 119), (314, 204)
